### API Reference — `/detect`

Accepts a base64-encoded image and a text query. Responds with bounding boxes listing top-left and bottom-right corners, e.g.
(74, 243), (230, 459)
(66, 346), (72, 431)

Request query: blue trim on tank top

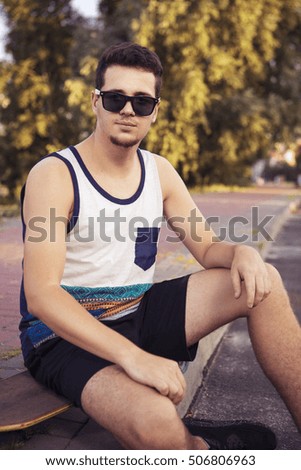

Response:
(19, 152), (80, 236)
(68, 145), (145, 205)
(47, 152), (80, 233)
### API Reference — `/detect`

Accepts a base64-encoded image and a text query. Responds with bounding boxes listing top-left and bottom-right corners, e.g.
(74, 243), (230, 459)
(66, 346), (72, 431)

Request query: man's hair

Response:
(95, 42), (163, 97)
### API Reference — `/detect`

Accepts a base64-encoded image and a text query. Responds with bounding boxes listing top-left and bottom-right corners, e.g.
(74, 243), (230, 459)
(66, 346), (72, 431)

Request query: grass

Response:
(0, 349), (21, 361)
(189, 182), (301, 195)
(190, 183), (251, 194)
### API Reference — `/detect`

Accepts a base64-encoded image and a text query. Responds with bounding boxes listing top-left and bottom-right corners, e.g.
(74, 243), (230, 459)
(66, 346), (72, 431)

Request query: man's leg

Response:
(81, 364), (207, 450)
(185, 263), (301, 431)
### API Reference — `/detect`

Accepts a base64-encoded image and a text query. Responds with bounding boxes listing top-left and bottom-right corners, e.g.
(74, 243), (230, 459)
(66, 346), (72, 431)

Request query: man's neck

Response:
(76, 131), (140, 177)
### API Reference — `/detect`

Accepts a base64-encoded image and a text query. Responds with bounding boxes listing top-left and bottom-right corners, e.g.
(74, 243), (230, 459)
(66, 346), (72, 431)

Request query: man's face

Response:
(92, 65), (159, 149)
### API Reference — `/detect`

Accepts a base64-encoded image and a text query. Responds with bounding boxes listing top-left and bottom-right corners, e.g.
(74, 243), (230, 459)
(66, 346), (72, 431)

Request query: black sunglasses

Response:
(95, 89), (160, 116)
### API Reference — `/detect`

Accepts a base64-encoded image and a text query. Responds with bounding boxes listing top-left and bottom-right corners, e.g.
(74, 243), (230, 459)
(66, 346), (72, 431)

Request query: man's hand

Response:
(231, 245), (272, 309)
(121, 349), (186, 405)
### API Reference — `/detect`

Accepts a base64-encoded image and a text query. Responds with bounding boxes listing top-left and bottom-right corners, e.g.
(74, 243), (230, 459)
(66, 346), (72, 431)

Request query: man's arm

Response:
(23, 158), (186, 404)
(157, 157), (271, 309)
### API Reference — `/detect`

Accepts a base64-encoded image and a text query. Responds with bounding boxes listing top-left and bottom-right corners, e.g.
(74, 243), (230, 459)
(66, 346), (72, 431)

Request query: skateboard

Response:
(0, 371), (72, 432)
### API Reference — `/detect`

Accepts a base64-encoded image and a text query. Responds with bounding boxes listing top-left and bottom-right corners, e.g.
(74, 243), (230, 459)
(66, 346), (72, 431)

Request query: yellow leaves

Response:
(65, 79), (87, 107)
(133, 0), (191, 47)
(18, 79), (50, 108)
(147, 0), (189, 21)
(178, 69), (208, 115)
(64, 78), (94, 120)
(0, 94), (10, 109)
(35, 114), (48, 137)
(13, 116), (34, 149)
(13, 58), (36, 87)
(218, 131), (239, 163)
(80, 57), (98, 78)
(9, 59), (50, 108)
(133, 0), (290, 183)
(12, 110), (54, 148)
(46, 143), (60, 154)
(2, 0), (34, 21)
(207, 49), (245, 89)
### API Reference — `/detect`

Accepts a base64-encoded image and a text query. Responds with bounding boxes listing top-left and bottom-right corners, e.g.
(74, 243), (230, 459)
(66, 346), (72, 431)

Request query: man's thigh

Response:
(185, 268), (249, 346)
(81, 364), (186, 449)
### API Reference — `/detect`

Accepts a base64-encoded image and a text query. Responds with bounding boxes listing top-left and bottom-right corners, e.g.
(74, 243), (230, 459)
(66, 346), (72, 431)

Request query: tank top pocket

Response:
(134, 227), (160, 271)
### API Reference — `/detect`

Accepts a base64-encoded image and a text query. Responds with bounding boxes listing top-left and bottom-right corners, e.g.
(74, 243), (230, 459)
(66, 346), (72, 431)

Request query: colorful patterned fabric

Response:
(19, 147), (163, 359)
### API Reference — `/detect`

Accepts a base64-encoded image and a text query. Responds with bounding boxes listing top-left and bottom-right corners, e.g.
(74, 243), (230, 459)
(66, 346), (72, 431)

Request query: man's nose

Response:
(120, 99), (135, 115)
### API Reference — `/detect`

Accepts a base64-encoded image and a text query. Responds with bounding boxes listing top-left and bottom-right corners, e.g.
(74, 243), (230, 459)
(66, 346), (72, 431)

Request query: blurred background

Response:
(0, 0), (301, 205)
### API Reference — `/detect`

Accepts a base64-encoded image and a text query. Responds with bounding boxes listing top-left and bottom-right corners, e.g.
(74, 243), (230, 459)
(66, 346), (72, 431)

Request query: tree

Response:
(133, 0), (301, 185)
(263, 0), (301, 144)
(99, 0), (147, 46)
(0, 0), (80, 198)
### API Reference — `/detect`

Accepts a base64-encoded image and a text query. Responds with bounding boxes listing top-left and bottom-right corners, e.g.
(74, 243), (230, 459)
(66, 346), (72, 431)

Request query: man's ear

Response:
(91, 90), (99, 115)
(151, 103), (160, 123)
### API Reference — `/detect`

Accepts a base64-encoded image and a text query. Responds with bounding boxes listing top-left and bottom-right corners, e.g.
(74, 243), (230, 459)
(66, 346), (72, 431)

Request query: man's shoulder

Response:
(143, 149), (174, 172)
(143, 150), (181, 200)
(27, 148), (72, 181)
(139, 148), (173, 180)
(24, 148), (75, 205)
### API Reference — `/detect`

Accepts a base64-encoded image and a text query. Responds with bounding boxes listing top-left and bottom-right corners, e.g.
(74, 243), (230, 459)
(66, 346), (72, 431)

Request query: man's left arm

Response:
(158, 157), (271, 309)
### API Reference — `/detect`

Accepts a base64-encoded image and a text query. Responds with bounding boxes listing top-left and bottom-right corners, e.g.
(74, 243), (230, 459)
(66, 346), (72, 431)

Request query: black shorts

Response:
(26, 275), (198, 407)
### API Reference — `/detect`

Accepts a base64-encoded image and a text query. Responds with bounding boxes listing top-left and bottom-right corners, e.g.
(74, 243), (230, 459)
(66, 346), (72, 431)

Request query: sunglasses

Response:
(95, 89), (160, 116)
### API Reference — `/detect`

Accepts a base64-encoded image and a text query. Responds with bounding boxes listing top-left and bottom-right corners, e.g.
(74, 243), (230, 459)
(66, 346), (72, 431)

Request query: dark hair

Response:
(95, 42), (163, 97)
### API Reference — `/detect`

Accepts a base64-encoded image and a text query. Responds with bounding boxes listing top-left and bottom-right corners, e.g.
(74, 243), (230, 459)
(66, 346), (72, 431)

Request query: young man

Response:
(20, 43), (301, 450)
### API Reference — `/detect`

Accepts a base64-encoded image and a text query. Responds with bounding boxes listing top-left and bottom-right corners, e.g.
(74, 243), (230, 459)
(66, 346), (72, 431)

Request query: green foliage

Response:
(1, 0), (301, 197)
(99, 0), (147, 45)
(0, 0), (75, 196)
(0, 0), (100, 197)
(263, 0), (301, 143)
(133, 0), (301, 185)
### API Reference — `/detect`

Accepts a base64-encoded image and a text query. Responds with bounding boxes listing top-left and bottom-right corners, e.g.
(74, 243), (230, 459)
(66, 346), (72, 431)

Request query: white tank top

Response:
(56, 146), (163, 321)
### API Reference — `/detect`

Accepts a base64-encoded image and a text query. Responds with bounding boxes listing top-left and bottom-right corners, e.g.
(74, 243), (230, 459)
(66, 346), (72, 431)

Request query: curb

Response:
(260, 196), (301, 260)
(179, 195), (301, 417)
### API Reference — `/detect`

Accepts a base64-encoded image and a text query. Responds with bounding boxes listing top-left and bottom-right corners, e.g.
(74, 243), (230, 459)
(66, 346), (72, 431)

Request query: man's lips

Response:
(115, 121), (137, 127)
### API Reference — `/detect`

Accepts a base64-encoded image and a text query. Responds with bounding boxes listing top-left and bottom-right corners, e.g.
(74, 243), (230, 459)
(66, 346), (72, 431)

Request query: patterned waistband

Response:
(79, 295), (144, 320)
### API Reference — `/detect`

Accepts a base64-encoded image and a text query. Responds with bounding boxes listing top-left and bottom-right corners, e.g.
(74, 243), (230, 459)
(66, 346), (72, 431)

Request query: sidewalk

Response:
(1, 188), (300, 449)
(187, 204), (301, 450)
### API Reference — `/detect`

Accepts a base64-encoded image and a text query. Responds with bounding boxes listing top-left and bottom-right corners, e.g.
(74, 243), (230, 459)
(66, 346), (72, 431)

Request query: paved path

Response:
(188, 204), (301, 450)
(0, 186), (300, 449)
(0, 217), (23, 357)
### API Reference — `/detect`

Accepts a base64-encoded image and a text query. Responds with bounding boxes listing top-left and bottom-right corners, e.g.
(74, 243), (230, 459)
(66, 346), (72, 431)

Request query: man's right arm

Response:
(23, 158), (186, 404)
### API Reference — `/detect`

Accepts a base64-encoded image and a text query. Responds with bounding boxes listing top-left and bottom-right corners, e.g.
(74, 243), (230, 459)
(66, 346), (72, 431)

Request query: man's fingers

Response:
(231, 268), (242, 299)
(244, 274), (256, 308)
(156, 378), (184, 404)
(253, 276), (266, 306)
(155, 363), (186, 404)
(264, 272), (272, 297)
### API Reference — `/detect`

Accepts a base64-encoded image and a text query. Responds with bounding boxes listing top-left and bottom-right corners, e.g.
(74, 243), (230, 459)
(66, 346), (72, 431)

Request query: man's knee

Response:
(253, 263), (290, 312)
(265, 262), (281, 284)
(265, 262), (288, 298)
(130, 396), (187, 449)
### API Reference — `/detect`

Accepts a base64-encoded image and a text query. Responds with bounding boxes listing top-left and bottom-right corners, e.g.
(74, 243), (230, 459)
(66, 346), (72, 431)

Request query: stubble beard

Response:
(110, 135), (141, 148)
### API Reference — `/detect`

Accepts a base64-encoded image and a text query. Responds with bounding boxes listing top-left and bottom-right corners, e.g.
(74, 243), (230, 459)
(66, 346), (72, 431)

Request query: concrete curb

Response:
(178, 195), (301, 417)
(260, 196), (301, 260)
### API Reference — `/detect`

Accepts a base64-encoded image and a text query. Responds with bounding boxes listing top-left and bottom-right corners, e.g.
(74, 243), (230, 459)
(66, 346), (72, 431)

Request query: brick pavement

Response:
(0, 217), (23, 357)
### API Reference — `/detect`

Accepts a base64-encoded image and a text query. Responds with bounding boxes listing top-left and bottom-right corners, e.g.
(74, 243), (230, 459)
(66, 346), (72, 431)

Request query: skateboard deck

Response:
(0, 371), (72, 432)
